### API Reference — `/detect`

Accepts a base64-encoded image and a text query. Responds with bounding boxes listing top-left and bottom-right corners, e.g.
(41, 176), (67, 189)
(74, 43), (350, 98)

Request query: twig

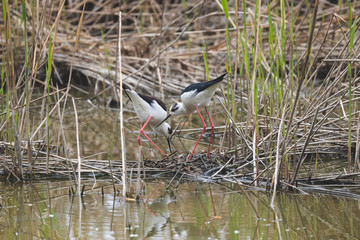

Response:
(72, 97), (81, 195)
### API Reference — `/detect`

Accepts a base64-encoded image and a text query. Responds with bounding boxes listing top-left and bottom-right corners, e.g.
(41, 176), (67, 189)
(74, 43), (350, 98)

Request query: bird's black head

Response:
(168, 126), (173, 135)
(170, 103), (179, 113)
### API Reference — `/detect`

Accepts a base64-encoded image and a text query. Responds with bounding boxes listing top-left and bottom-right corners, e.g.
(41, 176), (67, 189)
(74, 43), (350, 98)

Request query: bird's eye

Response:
(171, 104), (178, 112)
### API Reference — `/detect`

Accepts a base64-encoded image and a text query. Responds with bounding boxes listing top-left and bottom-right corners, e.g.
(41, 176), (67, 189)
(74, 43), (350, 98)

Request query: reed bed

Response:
(1, 0), (360, 197)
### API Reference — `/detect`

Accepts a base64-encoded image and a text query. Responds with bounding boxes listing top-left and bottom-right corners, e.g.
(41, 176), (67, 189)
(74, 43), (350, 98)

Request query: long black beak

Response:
(157, 114), (172, 128)
(167, 138), (172, 153)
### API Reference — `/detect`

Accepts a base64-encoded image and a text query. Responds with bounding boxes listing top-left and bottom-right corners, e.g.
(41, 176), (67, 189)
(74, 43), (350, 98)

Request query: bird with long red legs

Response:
(158, 73), (227, 161)
(122, 84), (172, 158)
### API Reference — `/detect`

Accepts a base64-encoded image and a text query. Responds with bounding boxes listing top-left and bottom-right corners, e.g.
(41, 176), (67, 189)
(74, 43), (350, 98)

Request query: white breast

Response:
(181, 83), (221, 112)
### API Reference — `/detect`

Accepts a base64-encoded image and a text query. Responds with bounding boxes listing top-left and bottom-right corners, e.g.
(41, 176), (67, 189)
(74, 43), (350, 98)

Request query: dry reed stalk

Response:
(59, 0), (86, 153)
(72, 97), (81, 195)
(118, 11), (127, 199)
(136, 146), (141, 198)
(271, 101), (287, 205)
(108, 158), (116, 194)
(55, 88), (77, 182)
(356, 114), (360, 171)
(27, 137), (32, 174)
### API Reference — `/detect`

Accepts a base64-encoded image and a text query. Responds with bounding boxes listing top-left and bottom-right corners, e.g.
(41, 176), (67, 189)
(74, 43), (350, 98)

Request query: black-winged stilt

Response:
(122, 84), (172, 157)
(159, 73), (227, 161)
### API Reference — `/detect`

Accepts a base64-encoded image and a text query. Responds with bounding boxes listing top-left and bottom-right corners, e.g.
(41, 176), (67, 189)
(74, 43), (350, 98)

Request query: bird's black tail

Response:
(211, 72), (227, 84)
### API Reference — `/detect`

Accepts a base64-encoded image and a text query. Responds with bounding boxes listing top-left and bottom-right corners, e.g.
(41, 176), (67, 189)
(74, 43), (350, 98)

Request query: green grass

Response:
(348, 1), (356, 171)
(202, 40), (209, 80)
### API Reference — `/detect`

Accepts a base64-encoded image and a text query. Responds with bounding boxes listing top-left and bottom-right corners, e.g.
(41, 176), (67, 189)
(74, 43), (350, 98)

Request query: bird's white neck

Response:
(171, 102), (189, 116)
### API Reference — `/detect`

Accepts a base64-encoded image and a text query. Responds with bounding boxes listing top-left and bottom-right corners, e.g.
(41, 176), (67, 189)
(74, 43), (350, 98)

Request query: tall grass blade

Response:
(202, 41), (209, 80)
(220, 0), (229, 19)
(46, 34), (52, 174)
(347, 1), (356, 172)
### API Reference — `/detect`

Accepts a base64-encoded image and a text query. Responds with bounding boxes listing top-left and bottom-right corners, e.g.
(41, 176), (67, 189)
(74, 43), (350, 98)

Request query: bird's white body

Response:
(125, 89), (171, 138)
(160, 73), (227, 161)
(178, 81), (222, 115)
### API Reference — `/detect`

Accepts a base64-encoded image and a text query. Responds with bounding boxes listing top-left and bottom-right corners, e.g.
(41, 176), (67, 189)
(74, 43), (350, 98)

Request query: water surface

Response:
(0, 180), (359, 239)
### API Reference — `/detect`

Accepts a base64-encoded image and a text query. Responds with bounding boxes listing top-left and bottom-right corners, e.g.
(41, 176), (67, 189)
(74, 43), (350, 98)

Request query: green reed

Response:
(239, 0), (251, 149)
(22, 0), (31, 138)
(2, 0), (15, 173)
(348, 1), (356, 171)
(202, 41), (209, 80)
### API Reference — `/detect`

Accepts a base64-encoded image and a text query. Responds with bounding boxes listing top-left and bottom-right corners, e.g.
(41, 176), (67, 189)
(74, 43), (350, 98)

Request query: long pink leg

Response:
(205, 107), (214, 157)
(138, 123), (146, 159)
(187, 105), (206, 161)
(138, 116), (167, 157)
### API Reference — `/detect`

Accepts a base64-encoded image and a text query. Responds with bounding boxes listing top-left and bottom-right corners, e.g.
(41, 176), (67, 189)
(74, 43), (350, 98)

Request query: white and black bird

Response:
(122, 83), (172, 157)
(158, 73), (227, 161)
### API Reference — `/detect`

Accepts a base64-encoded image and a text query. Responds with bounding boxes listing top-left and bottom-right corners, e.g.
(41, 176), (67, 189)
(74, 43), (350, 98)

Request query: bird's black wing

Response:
(120, 82), (166, 111)
(138, 93), (167, 111)
(181, 73), (227, 94)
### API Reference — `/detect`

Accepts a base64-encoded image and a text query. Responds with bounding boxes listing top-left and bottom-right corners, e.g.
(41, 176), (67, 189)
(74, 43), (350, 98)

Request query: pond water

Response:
(0, 179), (359, 239)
